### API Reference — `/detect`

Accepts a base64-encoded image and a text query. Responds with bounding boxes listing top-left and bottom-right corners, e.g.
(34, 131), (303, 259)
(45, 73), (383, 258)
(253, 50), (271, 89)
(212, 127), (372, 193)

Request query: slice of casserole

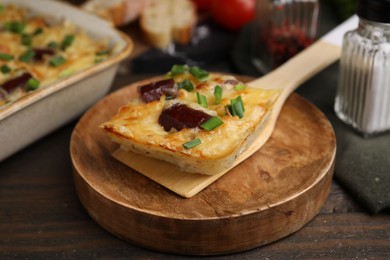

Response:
(101, 65), (280, 175)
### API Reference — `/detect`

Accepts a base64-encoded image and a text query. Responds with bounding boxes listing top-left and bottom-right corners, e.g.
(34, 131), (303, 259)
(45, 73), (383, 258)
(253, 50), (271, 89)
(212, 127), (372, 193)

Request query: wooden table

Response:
(1, 2), (389, 259)
(1, 68), (389, 258)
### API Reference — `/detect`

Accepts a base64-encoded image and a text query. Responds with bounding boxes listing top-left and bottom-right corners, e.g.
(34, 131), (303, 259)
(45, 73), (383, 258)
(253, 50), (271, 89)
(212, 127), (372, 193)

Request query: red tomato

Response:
(209, 0), (255, 31)
(191, 0), (210, 11)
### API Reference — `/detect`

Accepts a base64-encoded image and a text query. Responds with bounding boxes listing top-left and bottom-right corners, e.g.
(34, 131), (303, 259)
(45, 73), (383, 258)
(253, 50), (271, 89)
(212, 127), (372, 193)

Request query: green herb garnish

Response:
(183, 138), (201, 149)
(197, 92), (208, 108)
(234, 83), (246, 91)
(49, 55), (66, 67)
(19, 50), (35, 62)
(61, 34), (75, 50)
(189, 66), (209, 82)
(96, 49), (110, 56)
(0, 53), (14, 61)
(0, 4), (4, 13)
(21, 34), (32, 46)
(47, 41), (58, 49)
(33, 27), (44, 36)
(178, 79), (194, 92)
(26, 78), (40, 91)
(170, 64), (188, 76)
(214, 85), (222, 105)
(233, 101), (244, 118)
(4, 21), (25, 34)
(228, 95), (245, 118)
(59, 69), (74, 77)
(0, 64), (11, 74)
(200, 116), (224, 131)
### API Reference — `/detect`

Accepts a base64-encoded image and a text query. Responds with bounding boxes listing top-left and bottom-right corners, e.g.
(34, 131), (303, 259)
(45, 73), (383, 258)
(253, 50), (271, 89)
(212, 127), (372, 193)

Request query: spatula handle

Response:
(249, 41), (340, 93)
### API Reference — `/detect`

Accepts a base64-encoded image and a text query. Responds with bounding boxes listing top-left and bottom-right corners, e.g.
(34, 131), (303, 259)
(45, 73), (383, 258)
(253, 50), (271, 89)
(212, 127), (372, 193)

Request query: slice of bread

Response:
(82, 0), (152, 26)
(140, 0), (197, 49)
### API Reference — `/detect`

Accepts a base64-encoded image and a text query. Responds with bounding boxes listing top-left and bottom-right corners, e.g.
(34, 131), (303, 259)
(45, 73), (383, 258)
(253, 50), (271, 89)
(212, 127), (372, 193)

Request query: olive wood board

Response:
(70, 80), (336, 255)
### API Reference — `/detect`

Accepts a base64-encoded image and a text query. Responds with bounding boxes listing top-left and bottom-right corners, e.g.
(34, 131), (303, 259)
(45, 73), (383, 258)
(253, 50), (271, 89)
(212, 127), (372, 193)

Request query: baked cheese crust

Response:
(0, 3), (113, 108)
(101, 67), (280, 175)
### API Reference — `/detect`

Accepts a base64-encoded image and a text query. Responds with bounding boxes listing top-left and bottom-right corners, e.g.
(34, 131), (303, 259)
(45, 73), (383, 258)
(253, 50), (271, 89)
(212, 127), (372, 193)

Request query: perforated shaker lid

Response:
(357, 0), (390, 23)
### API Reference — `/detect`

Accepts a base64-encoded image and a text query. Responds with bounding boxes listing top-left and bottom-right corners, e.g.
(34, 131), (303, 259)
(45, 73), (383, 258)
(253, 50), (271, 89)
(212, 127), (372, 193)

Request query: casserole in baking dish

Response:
(0, 0), (132, 161)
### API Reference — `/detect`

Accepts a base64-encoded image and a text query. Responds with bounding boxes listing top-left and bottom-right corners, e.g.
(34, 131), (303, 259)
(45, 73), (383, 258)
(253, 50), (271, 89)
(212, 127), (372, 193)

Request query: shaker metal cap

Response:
(357, 0), (390, 23)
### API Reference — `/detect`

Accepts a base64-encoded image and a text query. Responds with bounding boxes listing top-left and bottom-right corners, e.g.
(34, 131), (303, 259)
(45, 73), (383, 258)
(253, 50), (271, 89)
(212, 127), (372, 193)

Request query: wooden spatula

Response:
(113, 16), (358, 198)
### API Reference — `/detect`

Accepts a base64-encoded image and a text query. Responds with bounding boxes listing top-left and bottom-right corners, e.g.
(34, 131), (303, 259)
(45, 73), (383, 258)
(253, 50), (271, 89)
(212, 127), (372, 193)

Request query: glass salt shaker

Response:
(251, 0), (319, 74)
(334, 0), (390, 136)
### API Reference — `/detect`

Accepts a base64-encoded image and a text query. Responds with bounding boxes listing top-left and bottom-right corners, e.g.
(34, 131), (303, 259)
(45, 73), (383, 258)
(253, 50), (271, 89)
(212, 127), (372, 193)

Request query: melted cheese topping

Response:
(102, 73), (280, 160)
(0, 4), (111, 107)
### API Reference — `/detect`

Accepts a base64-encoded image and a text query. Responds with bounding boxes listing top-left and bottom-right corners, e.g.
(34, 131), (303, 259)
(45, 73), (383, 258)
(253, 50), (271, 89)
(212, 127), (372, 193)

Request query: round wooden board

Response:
(70, 79), (336, 255)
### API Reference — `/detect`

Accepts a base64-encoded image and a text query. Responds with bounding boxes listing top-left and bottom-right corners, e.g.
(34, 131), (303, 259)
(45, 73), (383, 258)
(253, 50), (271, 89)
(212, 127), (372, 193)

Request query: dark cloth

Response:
(332, 119), (390, 213)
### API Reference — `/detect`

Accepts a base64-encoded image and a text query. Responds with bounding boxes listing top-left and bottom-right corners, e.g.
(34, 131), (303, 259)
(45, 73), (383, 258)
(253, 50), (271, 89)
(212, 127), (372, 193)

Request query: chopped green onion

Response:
(61, 34), (75, 50)
(0, 64), (11, 74)
(26, 78), (40, 91)
(214, 85), (222, 105)
(96, 49), (110, 56)
(178, 79), (194, 92)
(189, 66), (209, 81)
(0, 4), (4, 13)
(19, 50), (35, 62)
(200, 116), (224, 131)
(47, 41), (58, 48)
(230, 95), (244, 110)
(59, 69), (74, 77)
(183, 138), (201, 149)
(4, 21), (25, 34)
(33, 27), (44, 36)
(21, 34), (32, 46)
(237, 96), (245, 111)
(233, 100), (244, 118)
(49, 55), (66, 67)
(229, 95), (245, 118)
(170, 64), (188, 76)
(0, 53), (14, 61)
(234, 83), (246, 91)
(197, 92), (208, 108)
(225, 105), (232, 116)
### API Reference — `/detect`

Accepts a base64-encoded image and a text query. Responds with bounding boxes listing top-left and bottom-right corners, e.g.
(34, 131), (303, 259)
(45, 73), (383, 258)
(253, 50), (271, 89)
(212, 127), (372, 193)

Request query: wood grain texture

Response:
(239, 41), (341, 168)
(70, 79), (336, 255)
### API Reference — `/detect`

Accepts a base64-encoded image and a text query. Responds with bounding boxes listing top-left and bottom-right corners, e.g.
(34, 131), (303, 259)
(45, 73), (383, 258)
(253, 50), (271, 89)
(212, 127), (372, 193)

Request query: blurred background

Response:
(67, 0), (358, 77)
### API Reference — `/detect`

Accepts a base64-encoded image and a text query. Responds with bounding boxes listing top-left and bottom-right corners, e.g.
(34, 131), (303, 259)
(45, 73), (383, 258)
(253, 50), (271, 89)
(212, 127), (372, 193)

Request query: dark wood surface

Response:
(1, 1), (389, 259)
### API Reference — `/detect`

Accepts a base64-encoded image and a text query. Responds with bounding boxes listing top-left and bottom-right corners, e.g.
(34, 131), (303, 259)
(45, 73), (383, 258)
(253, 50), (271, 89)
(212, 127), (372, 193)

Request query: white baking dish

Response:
(0, 0), (133, 161)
